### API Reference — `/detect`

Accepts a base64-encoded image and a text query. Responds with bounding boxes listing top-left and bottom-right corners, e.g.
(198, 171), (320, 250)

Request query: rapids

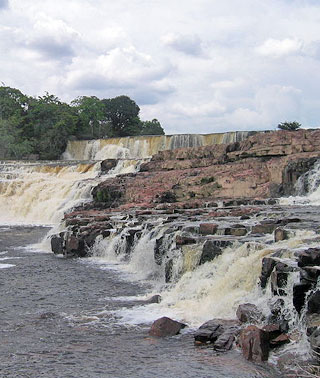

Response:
(1, 140), (320, 376)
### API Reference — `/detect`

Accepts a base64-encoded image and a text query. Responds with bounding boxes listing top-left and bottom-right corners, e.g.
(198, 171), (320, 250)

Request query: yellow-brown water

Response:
(64, 131), (253, 160)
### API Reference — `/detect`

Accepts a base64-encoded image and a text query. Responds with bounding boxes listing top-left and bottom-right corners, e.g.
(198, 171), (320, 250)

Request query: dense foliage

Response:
(277, 121), (301, 131)
(0, 86), (165, 160)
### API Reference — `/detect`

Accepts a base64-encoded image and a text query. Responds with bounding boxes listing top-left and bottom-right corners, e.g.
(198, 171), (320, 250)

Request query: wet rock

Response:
(236, 303), (263, 324)
(274, 227), (289, 242)
(165, 258), (174, 283)
(175, 234), (197, 245)
(100, 159), (118, 173)
(199, 223), (218, 235)
(239, 325), (269, 362)
(199, 240), (232, 265)
(65, 234), (86, 257)
(269, 298), (285, 317)
(270, 262), (296, 296)
(262, 324), (282, 341)
(229, 225), (247, 237)
(310, 327), (320, 352)
(301, 266), (320, 283)
(194, 319), (240, 351)
(144, 295), (162, 304)
(149, 317), (186, 337)
(154, 236), (165, 265)
(260, 256), (278, 289)
(296, 248), (320, 268)
(293, 283), (312, 313)
(39, 312), (58, 320)
(51, 235), (64, 254)
(307, 290), (320, 314)
(269, 334), (290, 348)
(251, 223), (277, 235)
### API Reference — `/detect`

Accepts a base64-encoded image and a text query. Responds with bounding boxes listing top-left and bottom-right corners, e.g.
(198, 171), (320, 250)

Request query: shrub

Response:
(277, 121), (301, 131)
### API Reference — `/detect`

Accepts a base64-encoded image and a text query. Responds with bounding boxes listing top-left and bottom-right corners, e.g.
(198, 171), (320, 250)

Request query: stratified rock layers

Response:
(91, 129), (320, 210)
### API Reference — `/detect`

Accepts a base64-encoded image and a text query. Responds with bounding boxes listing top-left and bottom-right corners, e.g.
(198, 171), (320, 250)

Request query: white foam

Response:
(0, 263), (15, 269)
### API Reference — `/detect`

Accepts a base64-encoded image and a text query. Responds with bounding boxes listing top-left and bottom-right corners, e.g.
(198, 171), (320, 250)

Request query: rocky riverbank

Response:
(51, 129), (320, 375)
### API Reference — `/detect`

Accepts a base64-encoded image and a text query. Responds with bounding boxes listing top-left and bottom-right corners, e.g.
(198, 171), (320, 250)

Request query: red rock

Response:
(269, 334), (290, 348)
(199, 223), (218, 235)
(239, 325), (269, 362)
(148, 317), (186, 337)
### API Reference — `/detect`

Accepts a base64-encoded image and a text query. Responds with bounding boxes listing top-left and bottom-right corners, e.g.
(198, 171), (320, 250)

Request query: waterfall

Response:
(280, 159), (320, 205)
(0, 159), (140, 224)
(90, 217), (318, 334)
(63, 132), (253, 160)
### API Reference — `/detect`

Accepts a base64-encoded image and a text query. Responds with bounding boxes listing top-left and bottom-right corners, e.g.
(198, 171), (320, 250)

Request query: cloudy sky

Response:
(1, 0), (320, 134)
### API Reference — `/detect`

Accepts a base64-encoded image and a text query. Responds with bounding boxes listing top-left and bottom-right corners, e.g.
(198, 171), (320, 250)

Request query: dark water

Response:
(0, 225), (280, 378)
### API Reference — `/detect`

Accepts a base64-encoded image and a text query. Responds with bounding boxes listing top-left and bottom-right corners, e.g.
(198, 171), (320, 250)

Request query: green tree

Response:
(103, 95), (141, 137)
(277, 121), (301, 131)
(0, 86), (29, 121)
(71, 96), (109, 139)
(26, 93), (77, 159)
(140, 119), (164, 135)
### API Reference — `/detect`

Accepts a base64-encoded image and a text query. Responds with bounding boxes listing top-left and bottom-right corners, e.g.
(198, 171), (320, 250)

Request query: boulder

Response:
(262, 324), (282, 340)
(307, 290), (320, 314)
(274, 227), (289, 242)
(165, 258), (174, 283)
(296, 248), (320, 268)
(194, 319), (240, 351)
(64, 234), (86, 257)
(293, 283), (312, 313)
(229, 226), (247, 237)
(260, 256), (278, 289)
(199, 240), (232, 265)
(251, 223), (277, 235)
(100, 159), (118, 173)
(149, 317), (186, 337)
(199, 223), (218, 235)
(301, 266), (320, 284)
(51, 235), (64, 254)
(310, 327), (320, 352)
(236, 303), (263, 324)
(239, 325), (269, 362)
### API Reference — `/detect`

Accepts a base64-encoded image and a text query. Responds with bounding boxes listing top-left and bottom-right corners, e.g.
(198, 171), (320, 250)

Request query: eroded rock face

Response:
(239, 325), (269, 362)
(87, 130), (320, 211)
(148, 317), (186, 337)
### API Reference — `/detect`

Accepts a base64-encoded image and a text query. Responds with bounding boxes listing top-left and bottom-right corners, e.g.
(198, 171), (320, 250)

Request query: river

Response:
(0, 224), (280, 378)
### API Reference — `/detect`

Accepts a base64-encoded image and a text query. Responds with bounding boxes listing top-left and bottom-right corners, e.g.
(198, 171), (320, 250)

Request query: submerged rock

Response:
(148, 317), (186, 337)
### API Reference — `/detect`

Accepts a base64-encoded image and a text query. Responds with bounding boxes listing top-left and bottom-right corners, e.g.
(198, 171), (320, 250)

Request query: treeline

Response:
(0, 86), (164, 160)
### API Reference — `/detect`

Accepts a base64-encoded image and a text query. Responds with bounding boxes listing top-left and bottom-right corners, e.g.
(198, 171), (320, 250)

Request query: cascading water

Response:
(281, 159), (320, 205)
(63, 131), (253, 160)
(0, 159), (140, 224)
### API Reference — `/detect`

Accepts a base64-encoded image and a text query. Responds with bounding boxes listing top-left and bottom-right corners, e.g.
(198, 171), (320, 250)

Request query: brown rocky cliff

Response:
(92, 129), (320, 210)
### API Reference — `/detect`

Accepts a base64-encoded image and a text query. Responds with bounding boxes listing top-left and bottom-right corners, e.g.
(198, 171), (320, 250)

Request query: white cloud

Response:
(256, 38), (302, 58)
(1, 0), (320, 133)
(162, 33), (203, 56)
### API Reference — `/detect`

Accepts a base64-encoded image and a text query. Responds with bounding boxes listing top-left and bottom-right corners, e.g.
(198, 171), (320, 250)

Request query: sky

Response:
(1, 0), (320, 134)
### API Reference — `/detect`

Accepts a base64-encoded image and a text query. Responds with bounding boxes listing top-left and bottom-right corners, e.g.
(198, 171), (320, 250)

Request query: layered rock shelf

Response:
(51, 129), (320, 375)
